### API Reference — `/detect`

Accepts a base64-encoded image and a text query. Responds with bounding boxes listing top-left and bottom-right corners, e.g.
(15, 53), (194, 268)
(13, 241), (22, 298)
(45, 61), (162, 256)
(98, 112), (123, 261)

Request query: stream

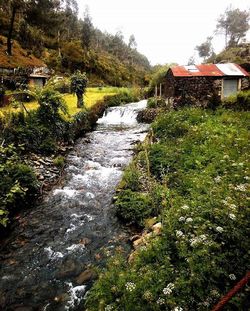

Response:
(0, 100), (149, 311)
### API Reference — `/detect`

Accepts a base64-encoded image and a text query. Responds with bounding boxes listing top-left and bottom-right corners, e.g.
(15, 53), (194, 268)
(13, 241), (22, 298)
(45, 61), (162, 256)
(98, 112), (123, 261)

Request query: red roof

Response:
(171, 63), (249, 77)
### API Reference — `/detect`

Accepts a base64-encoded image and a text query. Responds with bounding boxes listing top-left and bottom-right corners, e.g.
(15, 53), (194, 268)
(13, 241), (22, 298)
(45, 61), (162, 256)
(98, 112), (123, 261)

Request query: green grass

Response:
(85, 107), (250, 311)
(0, 87), (120, 117)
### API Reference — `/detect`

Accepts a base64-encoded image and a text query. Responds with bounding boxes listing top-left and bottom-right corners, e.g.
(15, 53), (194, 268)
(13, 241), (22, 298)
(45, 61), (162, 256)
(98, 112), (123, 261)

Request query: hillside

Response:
(0, 1), (151, 86)
(0, 35), (44, 68)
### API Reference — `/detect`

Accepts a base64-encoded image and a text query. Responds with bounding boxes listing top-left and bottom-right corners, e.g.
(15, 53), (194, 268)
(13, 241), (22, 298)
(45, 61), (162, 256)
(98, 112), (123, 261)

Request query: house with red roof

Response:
(163, 63), (249, 107)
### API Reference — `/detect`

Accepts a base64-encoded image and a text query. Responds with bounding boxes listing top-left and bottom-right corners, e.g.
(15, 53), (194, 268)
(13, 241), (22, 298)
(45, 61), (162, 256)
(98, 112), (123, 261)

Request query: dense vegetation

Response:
(0, 0), (151, 86)
(85, 95), (250, 310)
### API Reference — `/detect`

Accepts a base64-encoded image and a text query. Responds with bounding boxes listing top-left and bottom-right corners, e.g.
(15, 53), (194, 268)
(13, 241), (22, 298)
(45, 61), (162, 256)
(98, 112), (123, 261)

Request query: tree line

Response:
(0, 0), (151, 86)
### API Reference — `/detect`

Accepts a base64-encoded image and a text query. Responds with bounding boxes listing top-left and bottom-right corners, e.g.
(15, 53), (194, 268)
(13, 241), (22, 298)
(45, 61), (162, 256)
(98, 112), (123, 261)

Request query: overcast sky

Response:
(77, 0), (250, 66)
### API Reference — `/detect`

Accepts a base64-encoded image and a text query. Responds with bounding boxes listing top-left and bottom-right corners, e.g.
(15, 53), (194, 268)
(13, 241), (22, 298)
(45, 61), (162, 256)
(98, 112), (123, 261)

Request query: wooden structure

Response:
(162, 63), (249, 107)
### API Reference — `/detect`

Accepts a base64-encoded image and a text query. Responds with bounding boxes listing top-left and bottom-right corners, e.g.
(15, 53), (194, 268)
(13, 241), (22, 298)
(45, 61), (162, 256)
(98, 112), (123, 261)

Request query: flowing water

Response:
(0, 100), (149, 311)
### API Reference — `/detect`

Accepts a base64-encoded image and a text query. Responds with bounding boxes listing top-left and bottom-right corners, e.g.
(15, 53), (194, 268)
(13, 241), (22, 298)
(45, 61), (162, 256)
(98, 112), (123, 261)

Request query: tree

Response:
(216, 7), (250, 47)
(70, 71), (88, 108)
(7, 0), (25, 55)
(81, 6), (93, 50)
(128, 34), (137, 49)
(195, 37), (213, 62)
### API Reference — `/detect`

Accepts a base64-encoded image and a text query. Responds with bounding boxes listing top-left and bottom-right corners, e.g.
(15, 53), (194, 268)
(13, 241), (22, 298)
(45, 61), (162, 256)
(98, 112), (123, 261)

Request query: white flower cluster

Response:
(229, 213), (236, 220)
(125, 282), (136, 292)
(157, 298), (165, 305)
(190, 234), (208, 247)
(163, 283), (175, 295)
(173, 308), (183, 311)
(186, 217), (193, 223)
(179, 216), (185, 222)
(214, 176), (222, 183)
(181, 204), (189, 210)
(176, 230), (184, 238)
(229, 274), (236, 280)
(234, 184), (248, 192)
(216, 226), (224, 233)
(105, 305), (114, 311)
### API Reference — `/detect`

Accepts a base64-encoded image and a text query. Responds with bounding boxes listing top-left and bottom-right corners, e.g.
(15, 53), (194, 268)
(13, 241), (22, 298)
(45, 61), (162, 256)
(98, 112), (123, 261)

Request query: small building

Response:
(28, 67), (50, 88)
(163, 63), (249, 106)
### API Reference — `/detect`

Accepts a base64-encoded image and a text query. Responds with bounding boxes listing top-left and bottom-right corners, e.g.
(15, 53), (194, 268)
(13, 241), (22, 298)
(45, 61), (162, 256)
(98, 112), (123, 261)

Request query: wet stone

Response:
(76, 269), (96, 284)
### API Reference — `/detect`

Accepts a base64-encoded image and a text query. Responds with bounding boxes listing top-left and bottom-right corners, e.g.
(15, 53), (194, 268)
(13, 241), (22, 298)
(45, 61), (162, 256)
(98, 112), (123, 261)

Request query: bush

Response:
(147, 97), (166, 108)
(53, 155), (65, 168)
(0, 145), (39, 227)
(116, 190), (153, 227)
(222, 90), (250, 111)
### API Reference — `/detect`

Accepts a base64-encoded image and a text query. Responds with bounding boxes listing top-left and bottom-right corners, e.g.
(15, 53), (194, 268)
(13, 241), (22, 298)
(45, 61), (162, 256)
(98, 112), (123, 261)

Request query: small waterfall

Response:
(97, 100), (147, 125)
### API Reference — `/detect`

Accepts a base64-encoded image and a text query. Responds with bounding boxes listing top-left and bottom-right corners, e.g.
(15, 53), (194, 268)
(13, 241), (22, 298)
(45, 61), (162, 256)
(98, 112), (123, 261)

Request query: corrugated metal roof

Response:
(171, 63), (249, 77)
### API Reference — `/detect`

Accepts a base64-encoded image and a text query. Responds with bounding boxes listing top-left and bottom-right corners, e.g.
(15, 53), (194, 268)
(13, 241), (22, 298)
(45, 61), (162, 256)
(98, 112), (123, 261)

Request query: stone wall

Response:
(162, 70), (222, 107)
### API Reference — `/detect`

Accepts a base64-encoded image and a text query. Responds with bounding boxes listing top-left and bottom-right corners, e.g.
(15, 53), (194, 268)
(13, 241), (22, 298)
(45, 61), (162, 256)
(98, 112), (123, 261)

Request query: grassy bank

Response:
(85, 107), (250, 310)
(0, 87), (122, 116)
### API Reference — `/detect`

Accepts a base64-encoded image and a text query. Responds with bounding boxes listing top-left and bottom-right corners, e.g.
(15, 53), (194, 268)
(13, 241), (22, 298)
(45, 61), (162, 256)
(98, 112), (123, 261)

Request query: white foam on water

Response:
(97, 100), (147, 126)
(66, 223), (76, 234)
(66, 244), (86, 252)
(65, 282), (86, 310)
(85, 192), (95, 199)
(84, 160), (102, 170)
(44, 247), (64, 260)
(53, 188), (77, 197)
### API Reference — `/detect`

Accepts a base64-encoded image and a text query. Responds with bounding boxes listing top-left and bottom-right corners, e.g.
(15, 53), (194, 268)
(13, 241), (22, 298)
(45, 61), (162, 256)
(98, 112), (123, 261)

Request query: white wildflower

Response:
(223, 155), (229, 159)
(229, 274), (236, 280)
(203, 300), (210, 307)
(210, 289), (220, 297)
(176, 230), (184, 238)
(229, 213), (236, 220)
(125, 282), (136, 292)
(214, 176), (222, 183)
(173, 307), (183, 311)
(178, 216), (185, 222)
(190, 237), (201, 247)
(216, 226), (224, 233)
(105, 305), (114, 311)
(156, 298), (165, 305)
(234, 184), (248, 192)
(181, 204), (189, 210)
(163, 283), (175, 295)
(229, 203), (236, 210)
(244, 176), (249, 181)
(186, 217), (193, 223)
(143, 290), (153, 301)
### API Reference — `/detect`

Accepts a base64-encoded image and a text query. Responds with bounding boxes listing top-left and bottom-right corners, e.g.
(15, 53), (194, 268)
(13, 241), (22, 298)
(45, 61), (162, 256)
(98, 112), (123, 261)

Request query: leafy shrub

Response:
(222, 90), (250, 111)
(147, 97), (165, 108)
(116, 190), (152, 226)
(53, 155), (65, 168)
(0, 145), (39, 227)
(122, 163), (142, 191)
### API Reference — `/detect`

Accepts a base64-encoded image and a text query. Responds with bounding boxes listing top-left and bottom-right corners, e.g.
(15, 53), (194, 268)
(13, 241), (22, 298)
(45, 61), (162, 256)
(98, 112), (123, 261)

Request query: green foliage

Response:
(86, 107), (250, 310)
(216, 8), (250, 47)
(147, 97), (166, 109)
(0, 144), (39, 227)
(70, 71), (88, 107)
(53, 155), (65, 168)
(115, 190), (153, 227)
(35, 87), (69, 121)
(222, 90), (250, 111)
